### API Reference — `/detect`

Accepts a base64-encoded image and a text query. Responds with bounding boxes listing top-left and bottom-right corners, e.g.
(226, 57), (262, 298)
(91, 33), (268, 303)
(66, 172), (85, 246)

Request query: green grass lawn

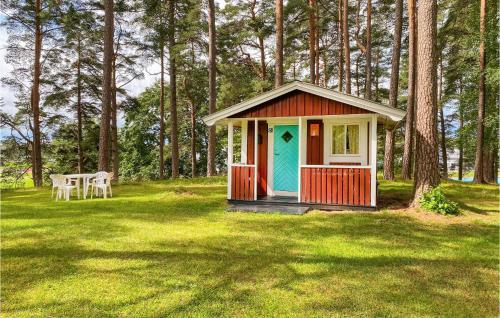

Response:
(2, 178), (499, 317)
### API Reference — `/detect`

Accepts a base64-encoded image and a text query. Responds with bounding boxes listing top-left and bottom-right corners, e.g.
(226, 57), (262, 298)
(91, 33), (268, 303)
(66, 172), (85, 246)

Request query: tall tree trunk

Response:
(364, 0), (372, 99)
(274, 0), (283, 87)
(458, 80), (463, 180)
(189, 99), (196, 178)
(111, 53), (118, 181)
(337, 0), (343, 91)
(31, 0), (43, 187)
(308, 0), (316, 83)
(492, 146), (498, 182)
(168, 0), (179, 178)
(355, 54), (360, 96)
(412, 0), (439, 205)
(258, 36), (266, 81)
(315, 11), (320, 85)
(383, 0), (403, 181)
(76, 36), (83, 174)
(207, 0), (217, 176)
(483, 149), (494, 183)
(355, 55), (359, 96)
(438, 59), (447, 178)
(250, 0), (266, 82)
(374, 49), (380, 100)
(473, 0), (486, 183)
(98, 0), (114, 172)
(30, 140), (36, 185)
(159, 42), (165, 179)
(401, 0), (417, 179)
(189, 42), (197, 178)
(343, 0), (351, 94)
(383, 130), (395, 180)
(323, 52), (329, 86)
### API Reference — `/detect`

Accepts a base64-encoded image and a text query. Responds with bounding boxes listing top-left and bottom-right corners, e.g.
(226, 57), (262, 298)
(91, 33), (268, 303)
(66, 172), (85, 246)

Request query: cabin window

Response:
(332, 124), (359, 155)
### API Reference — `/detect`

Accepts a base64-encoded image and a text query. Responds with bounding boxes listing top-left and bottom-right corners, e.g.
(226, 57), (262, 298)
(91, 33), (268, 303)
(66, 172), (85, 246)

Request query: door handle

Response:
(274, 153), (279, 156)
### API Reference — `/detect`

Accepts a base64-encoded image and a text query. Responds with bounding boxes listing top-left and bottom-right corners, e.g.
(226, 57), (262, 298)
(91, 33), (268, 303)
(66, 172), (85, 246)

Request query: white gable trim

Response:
(202, 81), (406, 126)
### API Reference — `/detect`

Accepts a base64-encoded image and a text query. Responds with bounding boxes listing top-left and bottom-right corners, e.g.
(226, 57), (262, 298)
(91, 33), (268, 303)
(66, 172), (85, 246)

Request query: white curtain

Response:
(332, 126), (345, 154)
(346, 125), (359, 154)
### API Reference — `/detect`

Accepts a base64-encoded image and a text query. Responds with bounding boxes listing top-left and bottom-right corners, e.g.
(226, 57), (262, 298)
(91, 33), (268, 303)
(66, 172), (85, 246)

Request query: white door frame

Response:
(267, 119), (300, 197)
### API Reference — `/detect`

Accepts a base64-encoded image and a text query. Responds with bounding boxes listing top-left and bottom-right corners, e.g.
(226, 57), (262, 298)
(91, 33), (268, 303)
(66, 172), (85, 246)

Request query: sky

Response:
(0, 13), (160, 116)
(0, 1), (229, 116)
(0, 22), (15, 114)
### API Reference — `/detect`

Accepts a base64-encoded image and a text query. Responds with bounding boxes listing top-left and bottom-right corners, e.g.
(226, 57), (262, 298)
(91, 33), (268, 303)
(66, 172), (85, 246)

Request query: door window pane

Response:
(332, 126), (345, 154)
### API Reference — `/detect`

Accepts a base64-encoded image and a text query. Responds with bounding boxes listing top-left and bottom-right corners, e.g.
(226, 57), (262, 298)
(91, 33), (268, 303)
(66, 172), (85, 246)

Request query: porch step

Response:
(228, 199), (377, 212)
(227, 203), (310, 215)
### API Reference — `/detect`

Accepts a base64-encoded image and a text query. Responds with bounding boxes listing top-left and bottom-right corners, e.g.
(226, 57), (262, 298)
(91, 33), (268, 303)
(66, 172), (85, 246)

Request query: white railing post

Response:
(227, 121), (233, 199)
(297, 117), (302, 202)
(370, 115), (377, 206)
(241, 120), (248, 164)
(254, 119), (258, 200)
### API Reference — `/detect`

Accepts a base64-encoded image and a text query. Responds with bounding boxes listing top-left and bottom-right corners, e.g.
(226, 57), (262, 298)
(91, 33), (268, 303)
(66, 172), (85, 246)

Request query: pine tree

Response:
(308, 0), (316, 83)
(168, 0), (179, 178)
(383, 0), (403, 180)
(473, 0), (486, 183)
(412, 0), (440, 204)
(207, 0), (217, 176)
(275, 0), (283, 87)
(98, 0), (114, 172)
(364, 0), (372, 99)
(401, 0), (417, 180)
(343, 0), (351, 93)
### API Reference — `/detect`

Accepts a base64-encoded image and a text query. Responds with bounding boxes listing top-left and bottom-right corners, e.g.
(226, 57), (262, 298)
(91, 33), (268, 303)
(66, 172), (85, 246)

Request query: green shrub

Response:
(420, 186), (460, 215)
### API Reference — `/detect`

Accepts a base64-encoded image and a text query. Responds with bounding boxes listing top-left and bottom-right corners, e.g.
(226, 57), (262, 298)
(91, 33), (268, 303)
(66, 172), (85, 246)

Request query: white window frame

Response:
(331, 123), (361, 156)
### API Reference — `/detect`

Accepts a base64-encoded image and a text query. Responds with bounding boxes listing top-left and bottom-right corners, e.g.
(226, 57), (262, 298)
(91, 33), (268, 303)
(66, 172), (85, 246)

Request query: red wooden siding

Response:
(300, 167), (371, 206)
(257, 121), (268, 196)
(230, 91), (372, 118)
(231, 166), (255, 200)
(306, 120), (324, 165)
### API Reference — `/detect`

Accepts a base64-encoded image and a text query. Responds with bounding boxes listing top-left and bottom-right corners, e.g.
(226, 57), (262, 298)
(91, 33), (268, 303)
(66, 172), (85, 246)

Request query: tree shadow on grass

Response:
(2, 182), (499, 317)
(377, 180), (413, 210)
(2, 185), (226, 223)
(2, 224), (498, 317)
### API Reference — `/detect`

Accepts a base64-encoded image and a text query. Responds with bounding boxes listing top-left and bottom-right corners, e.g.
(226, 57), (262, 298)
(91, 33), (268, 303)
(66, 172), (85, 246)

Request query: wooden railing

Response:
(300, 166), (371, 206)
(231, 165), (255, 201)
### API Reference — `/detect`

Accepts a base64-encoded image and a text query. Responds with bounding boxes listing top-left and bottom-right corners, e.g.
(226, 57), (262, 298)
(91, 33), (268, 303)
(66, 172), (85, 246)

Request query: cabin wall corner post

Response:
(297, 117), (302, 202)
(370, 115), (377, 206)
(227, 121), (234, 199)
(241, 120), (248, 164)
(254, 119), (258, 200)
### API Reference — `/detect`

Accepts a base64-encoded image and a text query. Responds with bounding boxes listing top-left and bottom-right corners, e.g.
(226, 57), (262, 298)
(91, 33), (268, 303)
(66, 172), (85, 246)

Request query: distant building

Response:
(446, 148), (460, 172)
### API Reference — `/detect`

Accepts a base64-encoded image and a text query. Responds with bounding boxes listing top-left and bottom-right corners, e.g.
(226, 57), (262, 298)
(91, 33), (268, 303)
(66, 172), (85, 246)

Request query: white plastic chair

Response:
(50, 175), (76, 201)
(67, 177), (80, 199)
(49, 174), (58, 198)
(91, 171), (113, 199)
(84, 173), (97, 199)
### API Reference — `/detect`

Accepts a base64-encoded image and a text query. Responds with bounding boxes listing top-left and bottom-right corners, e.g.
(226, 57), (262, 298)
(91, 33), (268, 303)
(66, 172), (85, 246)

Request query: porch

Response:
(226, 113), (378, 209)
(228, 194), (377, 215)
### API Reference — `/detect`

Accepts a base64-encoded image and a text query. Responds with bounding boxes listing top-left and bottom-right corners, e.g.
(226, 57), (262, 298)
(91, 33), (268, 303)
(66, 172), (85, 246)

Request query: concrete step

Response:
(227, 204), (310, 215)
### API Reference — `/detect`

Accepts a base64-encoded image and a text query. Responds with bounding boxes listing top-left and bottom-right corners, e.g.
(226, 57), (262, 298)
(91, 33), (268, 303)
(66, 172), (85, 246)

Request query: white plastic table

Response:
(64, 173), (96, 199)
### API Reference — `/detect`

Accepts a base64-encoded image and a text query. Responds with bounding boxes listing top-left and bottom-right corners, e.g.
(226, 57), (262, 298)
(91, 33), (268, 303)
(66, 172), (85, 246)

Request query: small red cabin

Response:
(203, 81), (405, 211)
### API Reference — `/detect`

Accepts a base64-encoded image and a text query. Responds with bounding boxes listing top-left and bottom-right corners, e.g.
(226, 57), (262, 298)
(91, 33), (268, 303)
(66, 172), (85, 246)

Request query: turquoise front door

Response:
(273, 125), (299, 193)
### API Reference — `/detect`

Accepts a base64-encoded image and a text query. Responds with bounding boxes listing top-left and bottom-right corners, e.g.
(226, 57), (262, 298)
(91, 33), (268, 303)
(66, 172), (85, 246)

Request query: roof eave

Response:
(202, 81), (406, 126)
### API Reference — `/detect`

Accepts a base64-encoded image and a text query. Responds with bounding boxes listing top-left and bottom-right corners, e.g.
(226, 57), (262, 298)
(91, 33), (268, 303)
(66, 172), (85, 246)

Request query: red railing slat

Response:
(231, 166), (256, 201)
(300, 167), (372, 206)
